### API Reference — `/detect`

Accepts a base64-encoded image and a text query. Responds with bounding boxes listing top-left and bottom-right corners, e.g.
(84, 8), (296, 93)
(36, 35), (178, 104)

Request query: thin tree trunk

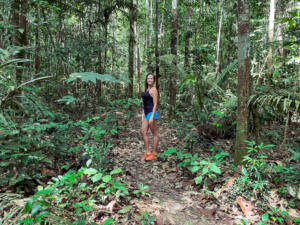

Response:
(134, 8), (141, 95)
(35, 3), (41, 74)
(146, 0), (151, 71)
(234, 0), (251, 166)
(155, 0), (160, 91)
(128, 0), (135, 98)
(184, 0), (192, 69)
(169, 0), (178, 119)
(267, 0), (277, 88)
(137, 41), (141, 94)
(96, 0), (102, 99)
(215, 0), (223, 75)
(12, 0), (28, 85)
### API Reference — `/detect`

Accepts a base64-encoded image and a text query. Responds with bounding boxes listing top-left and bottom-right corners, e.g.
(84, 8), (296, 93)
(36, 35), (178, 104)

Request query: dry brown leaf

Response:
(199, 207), (217, 217)
(288, 208), (300, 220)
(236, 196), (255, 217)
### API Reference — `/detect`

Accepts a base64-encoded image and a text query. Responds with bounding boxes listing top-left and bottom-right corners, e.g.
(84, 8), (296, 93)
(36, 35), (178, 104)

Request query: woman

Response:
(141, 73), (159, 161)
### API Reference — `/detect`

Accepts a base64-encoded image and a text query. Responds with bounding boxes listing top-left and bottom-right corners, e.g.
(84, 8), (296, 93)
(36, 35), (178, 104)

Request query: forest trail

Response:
(111, 113), (233, 225)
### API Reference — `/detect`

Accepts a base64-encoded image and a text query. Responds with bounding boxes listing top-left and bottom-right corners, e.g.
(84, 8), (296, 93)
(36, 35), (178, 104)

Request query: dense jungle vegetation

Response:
(0, 0), (299, 224)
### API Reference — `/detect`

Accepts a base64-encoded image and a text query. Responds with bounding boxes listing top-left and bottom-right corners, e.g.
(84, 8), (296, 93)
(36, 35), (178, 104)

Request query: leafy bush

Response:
(160, 147), (227, 188)
(18, 167), (128, 224)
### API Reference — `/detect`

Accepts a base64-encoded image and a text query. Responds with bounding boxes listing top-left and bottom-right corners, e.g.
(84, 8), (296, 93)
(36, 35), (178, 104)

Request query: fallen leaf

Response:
(288, 208), (300, 220)
(199, 207), (217, 217)
(236, 196), (255, 217)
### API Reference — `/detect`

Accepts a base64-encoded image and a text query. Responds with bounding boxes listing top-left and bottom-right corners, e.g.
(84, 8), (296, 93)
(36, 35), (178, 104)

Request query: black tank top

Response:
(141, 89), (154, 115)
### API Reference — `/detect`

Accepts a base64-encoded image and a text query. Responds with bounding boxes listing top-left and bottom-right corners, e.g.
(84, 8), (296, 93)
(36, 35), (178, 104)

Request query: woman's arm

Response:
(149, 87), (158, 123)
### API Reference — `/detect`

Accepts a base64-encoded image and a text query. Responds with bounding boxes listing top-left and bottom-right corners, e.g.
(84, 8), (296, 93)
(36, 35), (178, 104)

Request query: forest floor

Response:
(106, 111), (244, 225)
(1, 108), (299, 225)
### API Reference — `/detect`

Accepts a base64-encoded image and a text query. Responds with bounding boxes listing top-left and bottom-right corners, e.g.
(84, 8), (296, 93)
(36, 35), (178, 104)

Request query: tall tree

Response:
(35, 2), (41, 73)
(155, 0), (160, 91)
(12, 0), (28, 85)
(234, 0), (251, 165)
(184, 0), (192, 69)
(128, 0), (136, 97)
(267, 0), (277, 87)
(145, 0), (151, 71)
(215, 0), (223, 74)
(169, 0), (178, 119)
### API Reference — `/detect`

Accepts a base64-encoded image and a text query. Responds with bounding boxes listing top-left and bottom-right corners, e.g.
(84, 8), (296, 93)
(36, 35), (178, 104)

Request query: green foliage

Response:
(19, 167), (128, 224)
(139, 212), (155, 225)
(160, 146), (227, 188)
(254, 206), (300, 225)
(133, 183), (150, 197)
(18, 186), (52, 225)
(102, 218), (115, 225)
(231, 141), (275, 201)
(67, 72), (122, 84)
(0, 96), (74, 188)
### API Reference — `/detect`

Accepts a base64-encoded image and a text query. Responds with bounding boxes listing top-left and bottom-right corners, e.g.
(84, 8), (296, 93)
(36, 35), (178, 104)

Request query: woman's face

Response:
(147, 74), (154, 86)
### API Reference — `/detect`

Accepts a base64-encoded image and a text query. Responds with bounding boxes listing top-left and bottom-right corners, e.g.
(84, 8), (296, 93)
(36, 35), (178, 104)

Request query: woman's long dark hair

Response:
(144, 73), (155, 92)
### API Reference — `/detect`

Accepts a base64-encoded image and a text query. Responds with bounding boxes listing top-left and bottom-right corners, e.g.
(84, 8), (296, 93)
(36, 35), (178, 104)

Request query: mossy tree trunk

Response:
(234, 0), (251, 166)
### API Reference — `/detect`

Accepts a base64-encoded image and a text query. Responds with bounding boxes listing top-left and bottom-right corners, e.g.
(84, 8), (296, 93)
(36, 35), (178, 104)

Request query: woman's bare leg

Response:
(150, 120), (158, 154)
(141, 118), (150, 154)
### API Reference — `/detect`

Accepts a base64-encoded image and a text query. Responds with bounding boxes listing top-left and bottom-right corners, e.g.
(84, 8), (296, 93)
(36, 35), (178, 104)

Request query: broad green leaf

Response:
(262, 213), (269, 222)
(200, 160), (208, 165)
(35, 211), (49, 220)
(36, 188), (53, 195)
(242, 166), (247, 176)
(110, 168), (122, 175)
(102, 175), (111, 183)
(195, 175), (202, 184)
(91, 173), (103, 183)
(102, 218), (114, 225)
(84, 168), (98, 175)
(202, 166), (209, 175)
(67, 72), (119, 84)
(209, 163), (221, 174)
(161, 147), (177, 156)
(25, 198), (33, 213)
(189, 166), (201, 173)
(31, 202), (42, 216)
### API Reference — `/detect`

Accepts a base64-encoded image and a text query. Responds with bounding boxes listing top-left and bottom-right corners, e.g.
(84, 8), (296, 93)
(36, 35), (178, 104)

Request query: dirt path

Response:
(112, 113), (234, 225)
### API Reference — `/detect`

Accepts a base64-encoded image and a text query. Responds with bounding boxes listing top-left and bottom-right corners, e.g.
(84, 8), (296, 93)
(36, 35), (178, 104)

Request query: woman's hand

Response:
(149, 117), (154, 125)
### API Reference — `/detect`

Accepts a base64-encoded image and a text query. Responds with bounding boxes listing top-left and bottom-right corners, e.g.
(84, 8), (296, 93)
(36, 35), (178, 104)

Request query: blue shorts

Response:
(144, 111), (158, 120)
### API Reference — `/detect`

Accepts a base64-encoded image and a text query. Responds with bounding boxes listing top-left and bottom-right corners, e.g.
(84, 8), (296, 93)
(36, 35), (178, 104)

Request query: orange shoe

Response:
(141, 152), (151, 161)
(146, 152), (157, 160)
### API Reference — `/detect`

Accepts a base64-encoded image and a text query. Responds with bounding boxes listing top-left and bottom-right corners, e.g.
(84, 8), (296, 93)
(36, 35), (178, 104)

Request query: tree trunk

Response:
(155, 0), (160, 91)
(128, 0), (135, 98)
(12, 0), (28, 85)
(135, 8), (141, 95)
(146, 0), (151, 71)
(96, 0), (103, 99)
(267, 0), (277, 88)
(215, 0), (223, 75)
(169, 0), (178, 119)
(35, 3), (41, 74)
(234, 0), (251, 166)
(184, 0), (192, 69)
(137, 40), (141, 94)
